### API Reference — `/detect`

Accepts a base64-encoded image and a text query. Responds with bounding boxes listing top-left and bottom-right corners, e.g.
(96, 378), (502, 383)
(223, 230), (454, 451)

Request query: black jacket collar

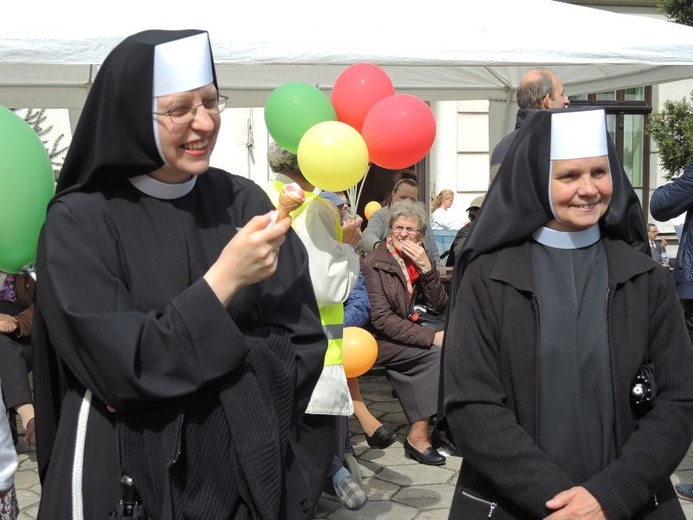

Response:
(490, 238), (655, 293)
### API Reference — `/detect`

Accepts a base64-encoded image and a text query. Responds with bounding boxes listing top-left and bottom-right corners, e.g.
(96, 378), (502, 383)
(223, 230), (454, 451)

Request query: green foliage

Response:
(647, 95), (693, 179)
(15, 108), (68, 181)
(658, 0), (693, 26)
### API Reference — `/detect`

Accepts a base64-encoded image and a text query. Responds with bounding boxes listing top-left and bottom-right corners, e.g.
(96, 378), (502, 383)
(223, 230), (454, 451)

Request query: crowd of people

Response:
(2, 29), (693, 520)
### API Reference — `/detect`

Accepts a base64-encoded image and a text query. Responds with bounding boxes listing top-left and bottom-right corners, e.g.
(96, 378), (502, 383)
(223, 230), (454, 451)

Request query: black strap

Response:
(0, 301), (27, 315)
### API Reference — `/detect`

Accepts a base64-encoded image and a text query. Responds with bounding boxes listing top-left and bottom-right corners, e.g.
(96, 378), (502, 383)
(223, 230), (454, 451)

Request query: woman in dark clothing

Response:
(33, 30), (326, 519)
(0, 271), (36, 447)
(361, 200), (448, 466)
(444, 108), (693, 519)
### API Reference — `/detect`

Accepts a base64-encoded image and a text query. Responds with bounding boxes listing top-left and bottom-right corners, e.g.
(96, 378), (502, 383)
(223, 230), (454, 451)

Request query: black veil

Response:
(451, 108), (648, 298)
(54, 29), (217, 198)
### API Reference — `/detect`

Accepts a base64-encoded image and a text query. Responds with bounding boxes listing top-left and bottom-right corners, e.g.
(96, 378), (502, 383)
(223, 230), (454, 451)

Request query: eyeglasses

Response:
(391, 225), (420, 235)
(154, 95), (228, 125)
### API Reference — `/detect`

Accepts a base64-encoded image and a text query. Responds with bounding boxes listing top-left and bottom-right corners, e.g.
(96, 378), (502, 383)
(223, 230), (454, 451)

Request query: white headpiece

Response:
(152, 32), (214, 166)
(550, 109), (608, 160)
(153, 32), (213, 97)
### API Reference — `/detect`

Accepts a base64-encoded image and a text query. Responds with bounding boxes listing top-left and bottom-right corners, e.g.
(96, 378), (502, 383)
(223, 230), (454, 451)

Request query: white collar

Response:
(532, 224), (601, 249)
(129, 174), (197, 199)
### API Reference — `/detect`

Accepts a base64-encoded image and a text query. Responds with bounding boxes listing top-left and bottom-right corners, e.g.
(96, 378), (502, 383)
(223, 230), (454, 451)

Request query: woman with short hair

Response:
(361, 200), (448, 466)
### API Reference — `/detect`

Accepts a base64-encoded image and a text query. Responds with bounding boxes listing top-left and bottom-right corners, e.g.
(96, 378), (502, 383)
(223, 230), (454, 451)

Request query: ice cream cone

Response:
(276, 182), (306, 220)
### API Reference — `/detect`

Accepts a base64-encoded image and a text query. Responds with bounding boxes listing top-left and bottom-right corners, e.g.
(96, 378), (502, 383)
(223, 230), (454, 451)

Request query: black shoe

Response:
(403, 439), (446, 466)
(431, 426), (461, 457)
(365, 426), (399, 449)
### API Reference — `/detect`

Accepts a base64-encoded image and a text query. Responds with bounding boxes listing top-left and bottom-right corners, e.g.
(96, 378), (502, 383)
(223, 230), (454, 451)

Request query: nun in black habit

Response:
(444, 108), (693, 519)
(33, 30), (327, 519)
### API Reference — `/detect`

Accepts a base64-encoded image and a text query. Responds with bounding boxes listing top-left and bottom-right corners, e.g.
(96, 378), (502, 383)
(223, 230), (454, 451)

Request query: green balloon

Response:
(264, 83), (337, 153)
(0, 107), (55, 273)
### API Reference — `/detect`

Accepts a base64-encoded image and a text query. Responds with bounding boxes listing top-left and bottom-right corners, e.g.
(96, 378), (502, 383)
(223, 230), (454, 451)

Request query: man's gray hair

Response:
(267, 141), (300, 175)
(516, 70), (555, 109)
(388, 200), (428, 237)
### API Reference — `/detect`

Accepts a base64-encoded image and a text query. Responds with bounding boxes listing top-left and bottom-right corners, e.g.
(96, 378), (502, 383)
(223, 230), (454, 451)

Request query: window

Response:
(569, 87), (652, 214)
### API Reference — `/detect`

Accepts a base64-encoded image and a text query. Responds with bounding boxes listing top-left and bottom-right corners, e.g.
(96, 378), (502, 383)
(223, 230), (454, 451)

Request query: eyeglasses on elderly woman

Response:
(154, 95), (229, 125)
(391, 225), (421, 235)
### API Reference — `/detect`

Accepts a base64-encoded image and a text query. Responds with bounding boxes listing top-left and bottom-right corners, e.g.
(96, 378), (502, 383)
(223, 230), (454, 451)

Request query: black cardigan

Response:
(120, 327), (313, 519)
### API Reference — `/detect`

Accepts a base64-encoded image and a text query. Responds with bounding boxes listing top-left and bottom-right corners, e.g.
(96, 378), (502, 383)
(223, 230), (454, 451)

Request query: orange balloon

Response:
(364, 201), (382, 221)
(342, 327), (378, 378)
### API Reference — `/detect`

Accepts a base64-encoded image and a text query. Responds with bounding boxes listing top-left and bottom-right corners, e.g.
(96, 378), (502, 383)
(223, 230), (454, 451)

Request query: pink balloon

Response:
(361, 94), (436, 170)
(331, 63), (395, 133)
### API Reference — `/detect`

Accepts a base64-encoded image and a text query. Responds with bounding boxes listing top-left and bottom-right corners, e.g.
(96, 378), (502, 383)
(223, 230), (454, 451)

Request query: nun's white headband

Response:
(550, 109), (608, 160)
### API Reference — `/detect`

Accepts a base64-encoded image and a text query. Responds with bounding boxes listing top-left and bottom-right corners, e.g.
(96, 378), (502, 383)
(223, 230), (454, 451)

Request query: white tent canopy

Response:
(2, 0), (693, 109)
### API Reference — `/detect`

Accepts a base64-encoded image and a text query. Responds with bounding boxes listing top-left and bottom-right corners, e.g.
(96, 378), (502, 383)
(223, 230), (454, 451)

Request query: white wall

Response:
(211, 107), (270, 186)
(428, 99), (491, 228)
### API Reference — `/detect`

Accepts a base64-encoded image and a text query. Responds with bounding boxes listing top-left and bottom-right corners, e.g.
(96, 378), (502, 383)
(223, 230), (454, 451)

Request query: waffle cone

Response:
(276, 184), (306, 220)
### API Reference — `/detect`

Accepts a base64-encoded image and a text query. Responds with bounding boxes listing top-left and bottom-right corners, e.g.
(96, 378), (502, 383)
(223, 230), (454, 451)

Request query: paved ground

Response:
(11, 374), (693, 519)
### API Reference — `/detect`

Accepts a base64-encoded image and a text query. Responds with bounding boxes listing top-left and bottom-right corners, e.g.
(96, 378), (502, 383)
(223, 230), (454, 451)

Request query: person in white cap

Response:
(33, 30), (326, 519)
(265, 145), (367, 511)
(444, 194), (485, 267)
(444, 108), (693, 519)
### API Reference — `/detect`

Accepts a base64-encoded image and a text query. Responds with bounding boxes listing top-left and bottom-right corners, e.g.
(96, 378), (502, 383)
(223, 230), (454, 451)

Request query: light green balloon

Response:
(264, 83), (337, 154)
(0, 107), (56, 273)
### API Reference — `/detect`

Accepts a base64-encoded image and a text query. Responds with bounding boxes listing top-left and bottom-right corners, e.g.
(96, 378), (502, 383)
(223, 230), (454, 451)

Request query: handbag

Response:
(408, 285), (447, 332)
(411, 305), (447, 331)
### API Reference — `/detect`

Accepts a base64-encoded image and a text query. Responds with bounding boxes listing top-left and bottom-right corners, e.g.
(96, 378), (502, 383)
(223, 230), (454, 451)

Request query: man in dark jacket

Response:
(650, 160), (693, 503)
(490, 69), (569, 181)
(651, 161), (693, 341)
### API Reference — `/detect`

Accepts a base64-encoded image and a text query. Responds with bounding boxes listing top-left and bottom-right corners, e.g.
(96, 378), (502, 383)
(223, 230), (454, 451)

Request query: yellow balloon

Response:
(364, 201), (382, 220)
(297, 121), (369, 192)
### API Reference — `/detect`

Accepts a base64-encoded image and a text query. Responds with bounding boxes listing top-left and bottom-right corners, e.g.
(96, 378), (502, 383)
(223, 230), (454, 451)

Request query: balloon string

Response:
(347, 185), (357, 219)
(344, 164), (371, 219)
(353, 163), (371, 217)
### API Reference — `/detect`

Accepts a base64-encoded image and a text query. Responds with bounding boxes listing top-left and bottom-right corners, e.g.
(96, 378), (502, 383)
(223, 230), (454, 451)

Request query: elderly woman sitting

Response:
(361, 200), (448, 466)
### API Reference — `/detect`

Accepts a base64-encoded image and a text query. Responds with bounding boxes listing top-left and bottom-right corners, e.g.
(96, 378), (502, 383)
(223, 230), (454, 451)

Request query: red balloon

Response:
(361, 94), (436, 170)
(331, 63), (395, 133)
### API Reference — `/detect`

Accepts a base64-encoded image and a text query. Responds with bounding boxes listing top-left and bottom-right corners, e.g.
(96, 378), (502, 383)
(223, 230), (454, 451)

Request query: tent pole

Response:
(503, 87), (514, 134)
